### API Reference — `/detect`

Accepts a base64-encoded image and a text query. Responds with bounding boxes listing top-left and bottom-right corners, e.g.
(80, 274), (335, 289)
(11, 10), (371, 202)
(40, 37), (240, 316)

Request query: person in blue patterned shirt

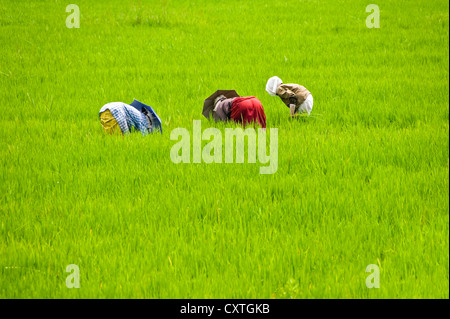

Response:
(99, 102), (153, 136)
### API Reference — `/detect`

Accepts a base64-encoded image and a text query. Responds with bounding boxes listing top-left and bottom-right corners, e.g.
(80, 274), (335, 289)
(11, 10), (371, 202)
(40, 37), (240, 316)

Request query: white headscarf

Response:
(265, 76), (283, 96)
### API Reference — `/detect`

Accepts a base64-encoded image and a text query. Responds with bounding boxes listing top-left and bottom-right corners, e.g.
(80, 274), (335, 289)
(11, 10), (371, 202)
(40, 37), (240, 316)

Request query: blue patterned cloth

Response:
(99, 102), (150, 135)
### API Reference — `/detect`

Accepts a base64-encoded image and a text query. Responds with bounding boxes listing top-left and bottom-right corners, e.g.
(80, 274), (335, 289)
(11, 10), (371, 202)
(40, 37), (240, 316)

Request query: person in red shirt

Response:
(213, 95), (266, 129)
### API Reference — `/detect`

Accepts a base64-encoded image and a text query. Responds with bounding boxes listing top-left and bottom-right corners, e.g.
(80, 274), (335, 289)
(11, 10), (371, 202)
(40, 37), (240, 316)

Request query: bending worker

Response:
(213, 95), (267, 129)
(265, 76), (313, 117)
(98, 100), (162, 135)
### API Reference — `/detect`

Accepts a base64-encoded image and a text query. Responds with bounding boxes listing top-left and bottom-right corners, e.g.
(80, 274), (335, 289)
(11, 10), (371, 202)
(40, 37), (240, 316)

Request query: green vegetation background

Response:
(0, 0), (448, 298)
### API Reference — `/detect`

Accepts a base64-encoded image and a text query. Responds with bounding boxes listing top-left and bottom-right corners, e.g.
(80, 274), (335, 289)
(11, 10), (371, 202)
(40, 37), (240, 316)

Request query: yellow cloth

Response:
(100, 109), (122, 135)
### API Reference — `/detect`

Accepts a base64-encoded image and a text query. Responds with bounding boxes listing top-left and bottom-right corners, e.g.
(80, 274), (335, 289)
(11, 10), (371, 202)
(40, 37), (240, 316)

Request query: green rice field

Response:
(0, 0), (448, 298)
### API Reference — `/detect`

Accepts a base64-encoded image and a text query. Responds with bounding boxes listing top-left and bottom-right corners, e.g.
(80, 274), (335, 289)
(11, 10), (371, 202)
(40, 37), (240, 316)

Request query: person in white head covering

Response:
(266, 76), (313, 117)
